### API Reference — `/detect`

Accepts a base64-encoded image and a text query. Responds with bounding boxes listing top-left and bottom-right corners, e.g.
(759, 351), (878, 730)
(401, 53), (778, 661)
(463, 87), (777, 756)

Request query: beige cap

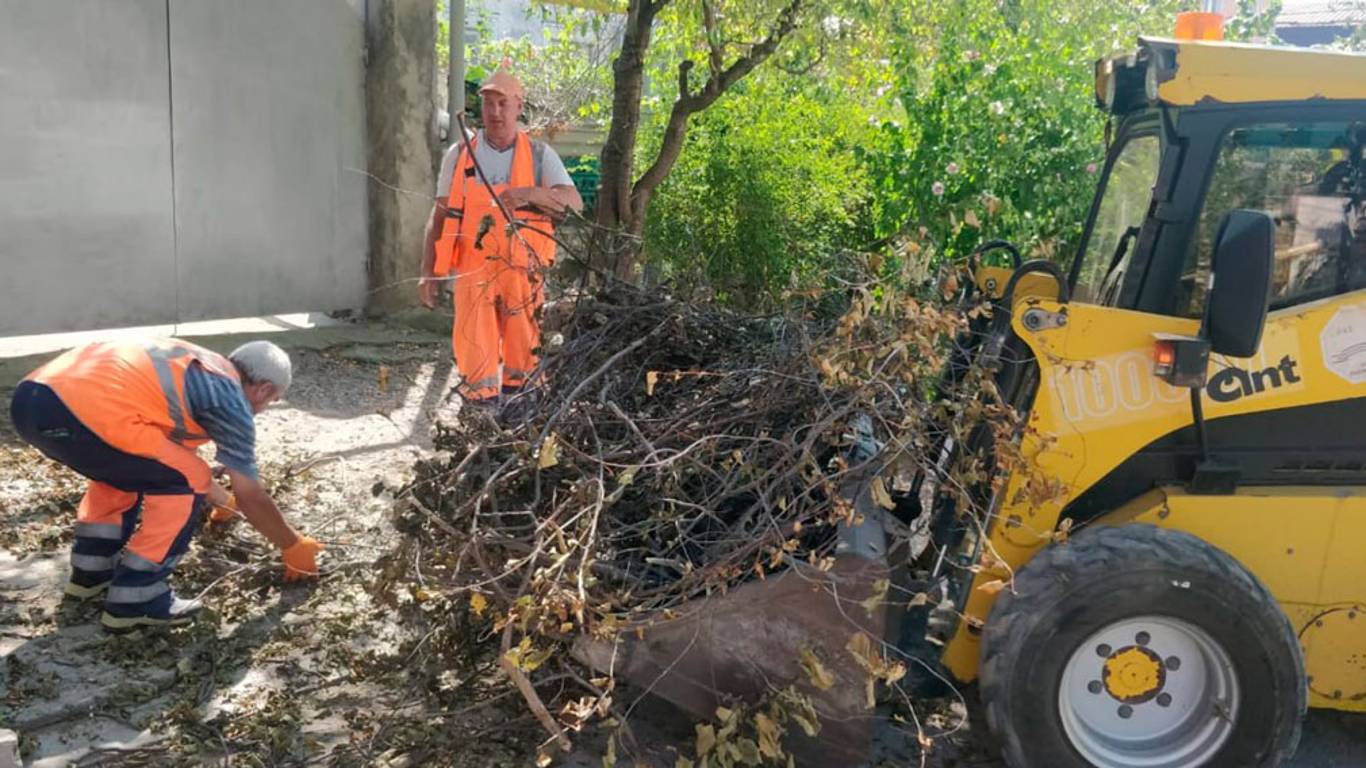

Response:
(479, 68), (524, 100)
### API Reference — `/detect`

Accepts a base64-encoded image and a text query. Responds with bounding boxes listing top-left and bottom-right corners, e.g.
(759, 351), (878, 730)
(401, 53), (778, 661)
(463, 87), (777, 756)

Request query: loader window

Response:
(1074, 135), (1161, 305)
(1179, 121), (1366, 317)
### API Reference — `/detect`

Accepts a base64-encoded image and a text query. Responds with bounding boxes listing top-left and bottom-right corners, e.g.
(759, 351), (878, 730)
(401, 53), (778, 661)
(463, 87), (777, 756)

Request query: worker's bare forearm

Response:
(226, 470), (301, 551)
(420, 205), (442, 279)
(503, 186), (582, 218)
(534, 185), (583, 217)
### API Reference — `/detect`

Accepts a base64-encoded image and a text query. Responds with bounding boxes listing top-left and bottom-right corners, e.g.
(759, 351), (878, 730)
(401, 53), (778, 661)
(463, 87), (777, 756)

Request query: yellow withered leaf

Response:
(869, 477), (896, 511)
(646, 370), (659, 396)
(695, 723), (717, 756)
(941, 273), (960, 300)
(602, 735), (616, 768)
(539, 434), (560, 469)
(754, 712), (783, 760)
(964, 209), (981, 228)
(799, 648), (836, 691)
(1053, 516), (1074, 544)
(469, 592), (488, 617)
(861, 579), (890, 618)
(846, 632), (877, 672)
(977, 579), (1007, 595)
(790, 707), (820, 737)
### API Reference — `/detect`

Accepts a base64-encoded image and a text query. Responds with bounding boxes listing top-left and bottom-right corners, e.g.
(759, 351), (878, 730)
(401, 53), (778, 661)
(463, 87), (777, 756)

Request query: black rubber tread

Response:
(978, 523), (1306, 768)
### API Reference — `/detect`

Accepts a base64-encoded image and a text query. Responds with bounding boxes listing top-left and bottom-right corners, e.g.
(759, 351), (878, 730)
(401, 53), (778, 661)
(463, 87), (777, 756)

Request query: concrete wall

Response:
(169, 0), (369, 322)
(365, 0), (439, 314)
(0, 2), (179, 334)
(0, 0), (369, 335)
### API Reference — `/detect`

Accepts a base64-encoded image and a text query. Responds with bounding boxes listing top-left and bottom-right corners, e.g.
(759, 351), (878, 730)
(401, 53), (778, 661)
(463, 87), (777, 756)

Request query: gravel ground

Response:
(0, 332), (545, 767)
(0, 325), (1362, 767)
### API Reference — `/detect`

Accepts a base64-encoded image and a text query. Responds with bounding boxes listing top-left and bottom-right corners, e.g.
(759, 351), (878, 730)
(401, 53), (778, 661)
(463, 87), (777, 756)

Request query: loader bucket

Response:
(573, 552), (890, 764)
(572, 425), (898, 766)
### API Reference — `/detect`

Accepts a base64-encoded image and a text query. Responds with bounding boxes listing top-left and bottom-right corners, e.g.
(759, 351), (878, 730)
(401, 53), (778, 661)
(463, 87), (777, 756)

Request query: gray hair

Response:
(229, 341), (292, 395)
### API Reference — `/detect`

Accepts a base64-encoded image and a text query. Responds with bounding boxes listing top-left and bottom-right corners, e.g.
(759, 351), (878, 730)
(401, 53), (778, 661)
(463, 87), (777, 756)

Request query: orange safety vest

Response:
(26, 339), (242, 457)
(432, 131), (557, 277)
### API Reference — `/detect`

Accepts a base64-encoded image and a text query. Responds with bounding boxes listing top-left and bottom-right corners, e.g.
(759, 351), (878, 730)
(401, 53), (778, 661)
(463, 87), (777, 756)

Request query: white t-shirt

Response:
(435, 129), (574, 197)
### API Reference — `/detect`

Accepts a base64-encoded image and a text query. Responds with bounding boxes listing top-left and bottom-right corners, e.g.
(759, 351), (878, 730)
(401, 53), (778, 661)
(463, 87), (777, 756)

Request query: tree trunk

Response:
(592, 0), (660, 278)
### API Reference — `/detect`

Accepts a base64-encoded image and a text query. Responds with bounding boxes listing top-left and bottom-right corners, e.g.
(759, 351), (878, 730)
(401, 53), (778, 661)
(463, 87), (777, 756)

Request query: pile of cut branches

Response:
(379, 270), (1026, 761)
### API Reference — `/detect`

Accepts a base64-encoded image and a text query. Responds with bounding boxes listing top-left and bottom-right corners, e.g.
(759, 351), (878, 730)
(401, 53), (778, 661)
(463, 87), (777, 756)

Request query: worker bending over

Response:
(418, 68), (583, 410)
(9, 338), (323, 631)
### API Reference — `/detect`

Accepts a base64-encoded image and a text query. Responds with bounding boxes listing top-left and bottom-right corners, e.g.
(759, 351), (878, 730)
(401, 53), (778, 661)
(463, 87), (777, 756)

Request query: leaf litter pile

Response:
(379, 271), (1034, 766)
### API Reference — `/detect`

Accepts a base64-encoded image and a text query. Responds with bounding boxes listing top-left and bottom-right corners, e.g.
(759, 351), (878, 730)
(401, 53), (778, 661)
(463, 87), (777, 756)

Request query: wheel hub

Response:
(1102, 645), (1166, 704)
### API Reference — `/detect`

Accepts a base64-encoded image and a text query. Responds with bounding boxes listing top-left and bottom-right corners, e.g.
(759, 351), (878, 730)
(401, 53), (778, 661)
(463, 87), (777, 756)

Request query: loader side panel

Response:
(940, 292), (1366, 688)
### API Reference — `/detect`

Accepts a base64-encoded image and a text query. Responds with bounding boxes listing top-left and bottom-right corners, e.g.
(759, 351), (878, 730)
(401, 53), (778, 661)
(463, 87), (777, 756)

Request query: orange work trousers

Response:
(452, 259), (544, 401)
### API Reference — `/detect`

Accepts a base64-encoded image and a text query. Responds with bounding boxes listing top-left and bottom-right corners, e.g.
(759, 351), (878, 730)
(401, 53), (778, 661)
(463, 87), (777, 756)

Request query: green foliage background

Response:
(455, 0), (1296, 305)
(635, 0), (1188, 304)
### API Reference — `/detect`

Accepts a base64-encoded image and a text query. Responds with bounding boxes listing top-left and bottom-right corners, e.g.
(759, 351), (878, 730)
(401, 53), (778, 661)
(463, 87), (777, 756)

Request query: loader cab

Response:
(1073, 39), (1366, 323)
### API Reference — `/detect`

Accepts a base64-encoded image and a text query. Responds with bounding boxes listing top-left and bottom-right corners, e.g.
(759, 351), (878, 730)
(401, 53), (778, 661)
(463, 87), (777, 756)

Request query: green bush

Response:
(643, 75), (881, 306)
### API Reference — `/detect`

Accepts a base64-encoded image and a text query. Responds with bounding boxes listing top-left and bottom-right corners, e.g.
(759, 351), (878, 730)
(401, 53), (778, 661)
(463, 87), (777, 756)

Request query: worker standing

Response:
(418, 68), (583, 411)
(8, 338), (323, 632)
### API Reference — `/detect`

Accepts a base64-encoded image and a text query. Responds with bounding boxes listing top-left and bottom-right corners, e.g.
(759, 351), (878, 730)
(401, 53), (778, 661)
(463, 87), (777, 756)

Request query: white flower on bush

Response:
(984, 64), (998, 76)
(932, 181), (946, 197)
(990, 100), (1006, 115)
(963, 49), (981, 62)
(1086, 162), (1099, 174)
(946, 162), (961, 175)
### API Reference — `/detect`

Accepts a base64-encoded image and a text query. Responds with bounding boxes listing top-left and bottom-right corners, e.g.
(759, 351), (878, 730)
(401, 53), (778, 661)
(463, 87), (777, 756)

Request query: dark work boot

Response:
(101, 589), (202, 633)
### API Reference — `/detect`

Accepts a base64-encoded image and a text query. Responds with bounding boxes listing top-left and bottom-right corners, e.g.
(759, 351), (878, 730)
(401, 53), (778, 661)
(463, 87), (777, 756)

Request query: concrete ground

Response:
(0, 319), (1363, 767)
(0, 318), (515, 766)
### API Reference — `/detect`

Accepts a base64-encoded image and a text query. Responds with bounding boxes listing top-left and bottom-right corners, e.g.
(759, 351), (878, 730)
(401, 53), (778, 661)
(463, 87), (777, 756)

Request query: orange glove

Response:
(209, 494), (240, 524)
(283, 536), (324, 582)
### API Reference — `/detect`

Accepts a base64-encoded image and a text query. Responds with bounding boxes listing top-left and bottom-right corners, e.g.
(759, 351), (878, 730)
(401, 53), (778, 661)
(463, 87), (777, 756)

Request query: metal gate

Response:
(0, 0), (368, 336)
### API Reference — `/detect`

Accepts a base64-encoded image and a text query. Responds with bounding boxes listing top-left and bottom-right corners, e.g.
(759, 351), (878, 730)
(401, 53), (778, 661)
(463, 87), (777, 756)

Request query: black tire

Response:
(979, 524), (1305, 768)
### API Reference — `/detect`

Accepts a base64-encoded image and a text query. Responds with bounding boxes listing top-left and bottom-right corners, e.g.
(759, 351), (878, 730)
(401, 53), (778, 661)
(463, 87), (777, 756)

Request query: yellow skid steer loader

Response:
(576, 15), (1366, 768)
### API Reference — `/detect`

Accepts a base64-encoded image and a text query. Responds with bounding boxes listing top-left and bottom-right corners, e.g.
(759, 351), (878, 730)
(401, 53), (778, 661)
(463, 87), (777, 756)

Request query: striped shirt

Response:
(183, 363), (259, 479)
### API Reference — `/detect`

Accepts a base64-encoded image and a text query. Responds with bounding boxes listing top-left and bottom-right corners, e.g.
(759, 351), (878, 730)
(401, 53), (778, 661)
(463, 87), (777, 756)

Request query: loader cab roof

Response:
(1096, 37), (1366, 115)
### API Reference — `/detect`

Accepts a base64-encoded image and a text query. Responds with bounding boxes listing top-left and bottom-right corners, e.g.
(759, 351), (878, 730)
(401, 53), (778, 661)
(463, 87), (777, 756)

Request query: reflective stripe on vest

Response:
(144, 344), (207, 444)
(142, 341), (240, 447)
